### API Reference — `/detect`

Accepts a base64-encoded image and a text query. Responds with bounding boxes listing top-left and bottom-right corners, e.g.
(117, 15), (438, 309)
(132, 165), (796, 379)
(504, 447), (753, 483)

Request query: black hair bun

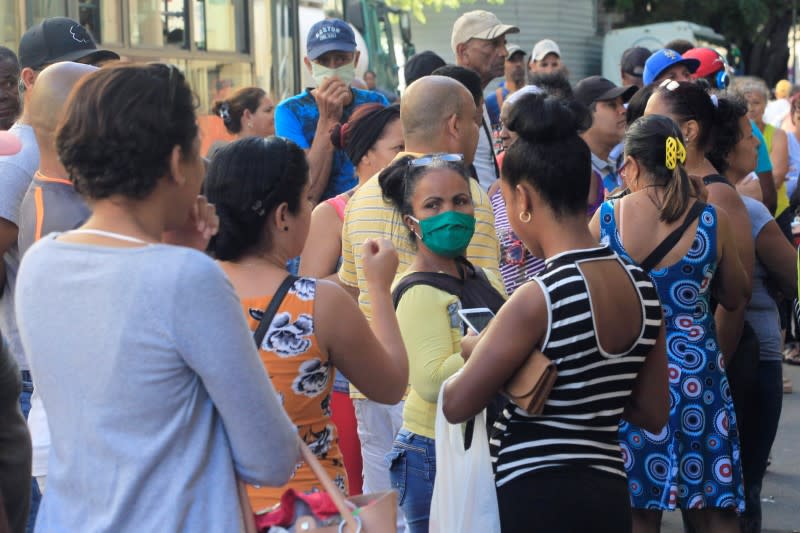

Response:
(508, 93), (592, 144)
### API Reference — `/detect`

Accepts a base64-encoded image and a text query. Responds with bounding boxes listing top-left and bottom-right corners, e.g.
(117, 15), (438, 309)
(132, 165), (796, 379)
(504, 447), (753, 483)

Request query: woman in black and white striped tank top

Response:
(443, 93), (669, 533)
(491, 246), (663, 485)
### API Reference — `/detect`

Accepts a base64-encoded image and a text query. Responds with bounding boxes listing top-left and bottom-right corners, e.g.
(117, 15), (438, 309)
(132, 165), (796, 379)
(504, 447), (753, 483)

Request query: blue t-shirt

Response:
(752, 120), (772, 173)
(485, 82), (508, 127)
(275, 88), (388, 200)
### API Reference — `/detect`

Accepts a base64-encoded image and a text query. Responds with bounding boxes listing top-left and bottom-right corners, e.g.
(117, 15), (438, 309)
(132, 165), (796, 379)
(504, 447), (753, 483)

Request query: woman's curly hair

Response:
(56, 63), (198, 200)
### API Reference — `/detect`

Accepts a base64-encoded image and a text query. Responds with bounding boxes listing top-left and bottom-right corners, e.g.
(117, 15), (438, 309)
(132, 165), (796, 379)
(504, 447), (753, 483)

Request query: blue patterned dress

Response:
(599, 200), (745, 512)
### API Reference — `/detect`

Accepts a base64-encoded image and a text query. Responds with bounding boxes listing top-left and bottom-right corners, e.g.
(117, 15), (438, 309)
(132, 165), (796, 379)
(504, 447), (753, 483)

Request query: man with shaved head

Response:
(19, 62), (97, 256)
(338, 75), (499, 530)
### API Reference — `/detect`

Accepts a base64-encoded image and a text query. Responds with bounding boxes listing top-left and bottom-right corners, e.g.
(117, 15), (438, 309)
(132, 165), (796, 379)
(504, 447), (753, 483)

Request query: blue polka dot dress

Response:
(599, 200), (745, 512)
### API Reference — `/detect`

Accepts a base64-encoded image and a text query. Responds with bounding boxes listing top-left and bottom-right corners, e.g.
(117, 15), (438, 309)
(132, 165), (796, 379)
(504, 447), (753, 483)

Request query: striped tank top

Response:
(490, 245), (662, 487)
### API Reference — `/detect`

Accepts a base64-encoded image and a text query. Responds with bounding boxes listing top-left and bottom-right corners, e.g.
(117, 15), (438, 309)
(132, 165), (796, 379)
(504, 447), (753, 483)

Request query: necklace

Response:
(68, 229), (150, 244)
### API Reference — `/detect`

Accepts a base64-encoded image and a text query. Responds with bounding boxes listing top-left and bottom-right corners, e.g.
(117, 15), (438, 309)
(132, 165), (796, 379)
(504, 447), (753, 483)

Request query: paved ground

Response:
(662, 363), (800, 533)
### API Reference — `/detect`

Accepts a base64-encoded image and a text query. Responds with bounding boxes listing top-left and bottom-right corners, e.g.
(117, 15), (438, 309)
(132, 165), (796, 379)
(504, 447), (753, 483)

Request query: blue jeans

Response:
(20, 371), (41, 533)
(386, 430), (435, 533)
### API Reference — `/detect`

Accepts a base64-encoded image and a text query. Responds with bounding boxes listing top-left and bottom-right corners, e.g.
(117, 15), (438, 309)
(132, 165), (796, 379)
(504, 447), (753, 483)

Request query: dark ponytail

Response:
(211, 87), (266, 134)
(502, 92), (593, 217)
(652, 80), (715, 151)
(624, 115), (695, 223)
(204, 136), (308, 260)
(705, 95), (748, 174)
(330, 103), (400, 168)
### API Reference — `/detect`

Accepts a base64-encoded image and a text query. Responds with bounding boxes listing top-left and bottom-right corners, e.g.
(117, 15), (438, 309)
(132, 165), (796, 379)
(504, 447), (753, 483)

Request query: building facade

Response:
(1, 0), (308, 114)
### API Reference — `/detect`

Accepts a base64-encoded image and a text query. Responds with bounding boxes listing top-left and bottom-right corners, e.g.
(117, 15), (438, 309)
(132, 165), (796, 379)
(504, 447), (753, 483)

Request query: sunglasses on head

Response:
(409, 153), (464, 168)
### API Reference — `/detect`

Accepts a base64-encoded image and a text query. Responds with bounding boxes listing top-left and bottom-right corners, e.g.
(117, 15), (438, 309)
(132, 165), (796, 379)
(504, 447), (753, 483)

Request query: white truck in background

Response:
(602, 21), (728, 86)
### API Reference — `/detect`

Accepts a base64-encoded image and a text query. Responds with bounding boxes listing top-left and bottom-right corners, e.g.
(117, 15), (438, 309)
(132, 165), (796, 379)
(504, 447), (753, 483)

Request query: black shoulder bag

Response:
(253, 275), (298, 348)
(639, 202), (705, 272)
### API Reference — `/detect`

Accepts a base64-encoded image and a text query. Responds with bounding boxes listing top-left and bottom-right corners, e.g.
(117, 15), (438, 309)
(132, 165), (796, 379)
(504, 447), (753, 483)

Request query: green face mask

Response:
(410, 211), (476, 258)
(311, 62), (356, 87)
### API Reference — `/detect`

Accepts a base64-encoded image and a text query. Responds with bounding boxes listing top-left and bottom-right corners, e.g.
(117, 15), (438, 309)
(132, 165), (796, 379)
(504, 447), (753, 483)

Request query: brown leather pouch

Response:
(502, 349), (558, 415)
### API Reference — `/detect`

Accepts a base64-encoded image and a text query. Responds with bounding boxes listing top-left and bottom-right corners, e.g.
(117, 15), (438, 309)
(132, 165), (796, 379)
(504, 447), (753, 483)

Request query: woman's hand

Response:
(362, 238), (399, 293)
(736, 173), (763, 202)
(460, 332), (480, 361)
(162, 195), (219, 251)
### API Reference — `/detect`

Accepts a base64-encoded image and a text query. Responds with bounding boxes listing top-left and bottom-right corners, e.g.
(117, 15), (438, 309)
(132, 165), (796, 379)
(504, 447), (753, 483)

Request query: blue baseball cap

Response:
(642, 49), (700, 86)
(306, 19), (357, 61)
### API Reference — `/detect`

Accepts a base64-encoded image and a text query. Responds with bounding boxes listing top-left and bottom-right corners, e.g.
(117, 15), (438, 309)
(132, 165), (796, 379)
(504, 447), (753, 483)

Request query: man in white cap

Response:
(529, 38), (564, 77)
(485, 44), (526, 127)
(451, 9), (519, 191)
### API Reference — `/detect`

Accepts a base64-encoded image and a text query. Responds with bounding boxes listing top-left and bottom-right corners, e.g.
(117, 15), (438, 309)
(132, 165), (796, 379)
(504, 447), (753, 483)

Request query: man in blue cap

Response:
(275, 18), (388, 203)
(642, 48), (701, 86)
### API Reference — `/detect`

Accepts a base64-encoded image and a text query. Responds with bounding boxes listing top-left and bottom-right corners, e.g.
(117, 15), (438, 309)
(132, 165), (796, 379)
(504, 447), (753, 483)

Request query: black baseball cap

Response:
(621, 47), (650, 78)
(574, 76), (637, 107)
(19, 17), (119, 70)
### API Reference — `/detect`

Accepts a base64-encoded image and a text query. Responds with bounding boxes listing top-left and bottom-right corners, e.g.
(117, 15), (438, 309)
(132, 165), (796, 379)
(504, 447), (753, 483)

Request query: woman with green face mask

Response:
(378, 153), (506, 533)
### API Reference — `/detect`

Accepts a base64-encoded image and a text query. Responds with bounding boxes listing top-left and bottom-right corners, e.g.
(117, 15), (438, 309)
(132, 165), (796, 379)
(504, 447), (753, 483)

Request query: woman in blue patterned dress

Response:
(590, 115), (750, 533)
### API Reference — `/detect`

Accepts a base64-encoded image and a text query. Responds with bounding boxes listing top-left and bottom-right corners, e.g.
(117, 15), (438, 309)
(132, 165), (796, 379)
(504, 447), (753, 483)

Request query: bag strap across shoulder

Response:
(253, 275), (298, 348)
(640, 201), (705, 272)
(392, 271), (465, 309)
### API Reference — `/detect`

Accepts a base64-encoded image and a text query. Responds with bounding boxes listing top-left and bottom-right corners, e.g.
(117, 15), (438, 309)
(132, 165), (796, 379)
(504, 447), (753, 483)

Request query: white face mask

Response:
(311, 62), (356, 87)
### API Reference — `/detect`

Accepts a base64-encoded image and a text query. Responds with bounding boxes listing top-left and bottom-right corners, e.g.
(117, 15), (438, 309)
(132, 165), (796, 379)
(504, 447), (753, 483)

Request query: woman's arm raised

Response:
(315, 239), (409, 404)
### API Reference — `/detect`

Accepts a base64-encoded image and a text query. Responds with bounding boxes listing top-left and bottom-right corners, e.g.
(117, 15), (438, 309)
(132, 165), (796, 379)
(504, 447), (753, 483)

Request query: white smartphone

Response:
(458, 307), (495, 334)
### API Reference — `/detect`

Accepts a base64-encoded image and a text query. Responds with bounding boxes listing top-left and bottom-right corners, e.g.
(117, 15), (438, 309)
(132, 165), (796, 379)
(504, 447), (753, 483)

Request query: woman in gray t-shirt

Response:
(16, 63), (299, 532)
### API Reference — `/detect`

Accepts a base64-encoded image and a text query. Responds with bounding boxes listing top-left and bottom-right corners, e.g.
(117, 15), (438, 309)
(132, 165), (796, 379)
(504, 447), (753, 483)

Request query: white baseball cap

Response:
(531, 39), (561, 62)
(451, 10), (519, 54)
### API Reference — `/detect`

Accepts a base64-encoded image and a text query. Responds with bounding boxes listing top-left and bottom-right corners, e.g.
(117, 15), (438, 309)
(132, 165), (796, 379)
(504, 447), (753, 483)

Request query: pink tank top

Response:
(325, 193), (349, 221)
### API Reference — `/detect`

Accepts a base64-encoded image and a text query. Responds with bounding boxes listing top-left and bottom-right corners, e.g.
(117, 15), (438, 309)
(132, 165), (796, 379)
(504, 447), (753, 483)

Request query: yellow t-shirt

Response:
(393, 268), (506, 439)
(339, 152), (501, 398)
(763, 124), (791, 218)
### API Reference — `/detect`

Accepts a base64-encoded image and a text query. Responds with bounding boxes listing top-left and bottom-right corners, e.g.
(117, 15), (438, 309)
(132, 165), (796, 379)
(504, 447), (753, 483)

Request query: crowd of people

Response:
(0, 9), (797, 533)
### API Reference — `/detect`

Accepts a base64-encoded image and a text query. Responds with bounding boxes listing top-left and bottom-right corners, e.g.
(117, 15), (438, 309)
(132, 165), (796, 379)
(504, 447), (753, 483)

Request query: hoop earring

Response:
(519, 211), (532, 223)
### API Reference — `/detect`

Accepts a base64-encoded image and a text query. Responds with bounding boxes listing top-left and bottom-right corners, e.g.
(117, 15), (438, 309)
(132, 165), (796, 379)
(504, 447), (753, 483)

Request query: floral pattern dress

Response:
(243, 277), (346, 512)
(599, 200), (745, 513)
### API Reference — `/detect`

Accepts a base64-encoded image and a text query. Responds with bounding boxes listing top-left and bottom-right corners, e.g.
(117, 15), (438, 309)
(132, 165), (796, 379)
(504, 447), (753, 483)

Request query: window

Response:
(192, 0), (248, 52)
(129, 0), (188, 48)
(1, 2), (20, 52)
(26, 0), (68, 26)
(270, 0), (299, 101)
(78, 0), (121, 44)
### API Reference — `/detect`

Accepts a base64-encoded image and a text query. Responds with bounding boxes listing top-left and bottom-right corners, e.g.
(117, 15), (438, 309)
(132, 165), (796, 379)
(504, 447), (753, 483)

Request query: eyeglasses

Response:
(409, 153), (464, 168)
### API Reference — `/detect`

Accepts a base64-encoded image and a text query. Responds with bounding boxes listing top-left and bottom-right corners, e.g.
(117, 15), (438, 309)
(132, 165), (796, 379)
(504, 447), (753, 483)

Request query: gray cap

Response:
(506, 44), (525, 60)
(451, 10), (519, 54)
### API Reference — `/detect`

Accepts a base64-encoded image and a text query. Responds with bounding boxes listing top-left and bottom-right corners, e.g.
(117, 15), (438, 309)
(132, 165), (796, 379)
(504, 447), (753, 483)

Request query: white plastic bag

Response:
(429, 374), (501, 533)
